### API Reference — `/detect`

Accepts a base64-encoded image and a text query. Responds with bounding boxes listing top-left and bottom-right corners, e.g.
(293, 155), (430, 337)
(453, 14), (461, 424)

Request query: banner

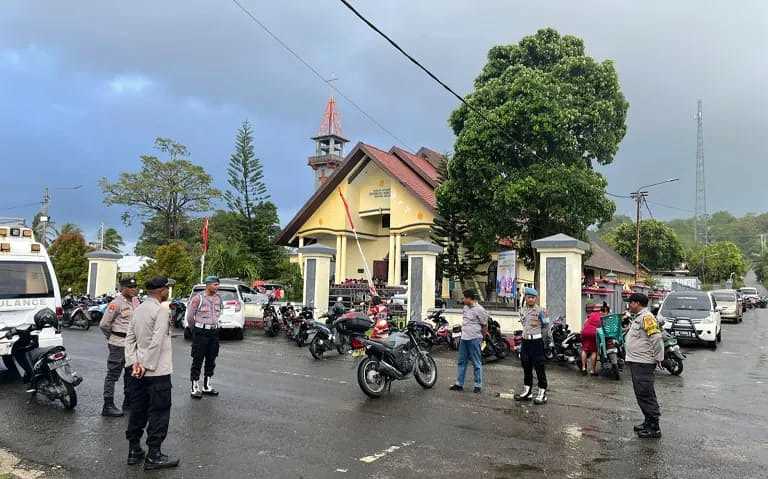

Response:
(496, 250), (517, 298)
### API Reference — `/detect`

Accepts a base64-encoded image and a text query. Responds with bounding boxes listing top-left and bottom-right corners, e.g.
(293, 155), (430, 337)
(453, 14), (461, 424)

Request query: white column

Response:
(339, 235), (348, 282)
(299, 245), (335, 316)
(335, 235), (343, 282)
(394, 234), (402, 286)
(298, 236), (305, 274)
(402, 241), (442, 322)
(387, 234), (396, 285)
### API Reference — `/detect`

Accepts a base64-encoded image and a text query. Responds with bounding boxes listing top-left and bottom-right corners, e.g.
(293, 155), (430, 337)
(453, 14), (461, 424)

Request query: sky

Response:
(1, 1), (766, 253)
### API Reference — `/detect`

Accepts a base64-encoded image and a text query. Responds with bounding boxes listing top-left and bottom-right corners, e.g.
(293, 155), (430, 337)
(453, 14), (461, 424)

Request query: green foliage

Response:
(137, 241), (197, 297)
(49, 231), (89, 294)
(102, 227), (124, 253)
(439, 28), (625, 267)
(100, 137), (220, 241)
(666, 211), (768, 259)
(606, 220), (684, 271)
(753, 251), (768, 287)
(276, 260), (303, 301)
(687, 241), (747, 285)
(594, 214), (633, 240)
(56, 223), (83, 237)
(204, 241), (259, 281)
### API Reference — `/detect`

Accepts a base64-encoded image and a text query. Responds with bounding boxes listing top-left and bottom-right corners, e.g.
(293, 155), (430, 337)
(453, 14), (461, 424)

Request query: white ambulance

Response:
(0, 221), (64, 372)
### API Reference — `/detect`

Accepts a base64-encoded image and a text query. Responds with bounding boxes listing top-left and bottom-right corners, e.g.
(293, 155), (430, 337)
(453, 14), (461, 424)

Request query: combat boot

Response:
(127, 442), (145, 465)
(202, 376), (219, 396)
(101, 399), (124, 417)
(633, 421), (647, 432)
(190, 380), (203, 399)
(143, 448), (180, 471)
(533, 388), (548, 405)
(513, 386), (533, 401)
(637, 421), (662, 439)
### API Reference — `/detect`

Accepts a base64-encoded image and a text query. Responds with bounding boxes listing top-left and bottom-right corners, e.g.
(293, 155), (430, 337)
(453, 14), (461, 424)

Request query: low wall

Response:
(440, 308), (522, 334)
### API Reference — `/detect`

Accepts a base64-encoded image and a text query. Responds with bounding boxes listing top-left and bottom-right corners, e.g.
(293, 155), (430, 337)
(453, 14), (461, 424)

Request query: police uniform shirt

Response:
(625, 307), (664, 364)
(187, 293), (222, 328)
(520, 306), (545, 338)
(125, 297), (173, 377)
(99, 293), (141, 348)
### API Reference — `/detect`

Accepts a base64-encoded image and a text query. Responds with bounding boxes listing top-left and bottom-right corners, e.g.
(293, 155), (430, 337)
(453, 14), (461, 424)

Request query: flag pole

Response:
(200, 217), (209, 283)
(200, 253), (205, 283)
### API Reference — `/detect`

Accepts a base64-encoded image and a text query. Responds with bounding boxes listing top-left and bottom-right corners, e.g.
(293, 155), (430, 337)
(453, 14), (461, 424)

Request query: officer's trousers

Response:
(628, 362), (660, 423)
(103, 344), (128, 401)
(520, 338), (548, 389)
(190, 328), (219, 381)
(125, 375), (172, 449)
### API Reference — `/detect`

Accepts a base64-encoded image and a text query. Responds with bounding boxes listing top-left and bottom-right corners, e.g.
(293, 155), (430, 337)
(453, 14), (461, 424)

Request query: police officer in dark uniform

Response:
(99, 278), (140, 417)
(187, 276), (223, 399)
(514, 287), (550, 405)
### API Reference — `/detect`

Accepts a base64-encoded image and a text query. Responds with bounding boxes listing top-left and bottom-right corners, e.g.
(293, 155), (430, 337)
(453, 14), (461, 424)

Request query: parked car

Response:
(739, 287), (760, 309)
(710, 289), (743, 323)
(183, 280), (259, 340)
(657, 291), (722, 349)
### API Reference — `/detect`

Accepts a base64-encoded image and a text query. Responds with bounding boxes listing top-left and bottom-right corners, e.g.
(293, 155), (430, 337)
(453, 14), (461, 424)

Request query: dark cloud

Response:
(1, 1), (765, 248)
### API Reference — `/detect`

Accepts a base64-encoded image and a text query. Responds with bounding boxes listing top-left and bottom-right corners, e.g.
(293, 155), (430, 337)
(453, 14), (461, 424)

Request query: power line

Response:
(337, 0), (543, 166)
(643, 197), (654, 220)
(606, 192), (632, 199)
(0, 201), (40, 211)
(646, 201), (695, 214)
(229, 0), (412, 149)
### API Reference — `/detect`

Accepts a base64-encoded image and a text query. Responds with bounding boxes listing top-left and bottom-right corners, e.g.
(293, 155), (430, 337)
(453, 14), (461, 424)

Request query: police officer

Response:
(125, 277), (179, 470)
(187, 276), (223, 399)
(99, 277), (140, 417)
(514, 288), (549, 405)
(625, 292), (664, 439)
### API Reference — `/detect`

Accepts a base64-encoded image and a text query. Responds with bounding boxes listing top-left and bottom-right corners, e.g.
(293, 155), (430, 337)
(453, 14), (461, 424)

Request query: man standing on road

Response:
(187, 276), (222, 399)
(625, 292), (664, 439)
(514, 288), (549, 405)
(125, 277), (179, 470)
(99, 278), (140, 417)
(450, 289), (488, 394)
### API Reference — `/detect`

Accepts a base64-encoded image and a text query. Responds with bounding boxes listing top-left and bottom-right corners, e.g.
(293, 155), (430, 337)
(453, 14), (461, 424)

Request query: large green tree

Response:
(439, 28), (626, 267)
(595, 214), (633, 240)
(204, 242), (259, 281)
(136, 241), (197, 296)
(606, 220), (685, 271)
(102, 227), (125, 253)
(687, 241), (747, 285)
(48, 230), (90, 294)
(100, 137), (220, 241)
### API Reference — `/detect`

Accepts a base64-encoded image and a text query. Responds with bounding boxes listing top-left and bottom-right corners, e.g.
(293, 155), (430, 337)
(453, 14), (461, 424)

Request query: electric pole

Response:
(694, 99), (709, 245)
(39, 187), (50, 246)
(631, 191), (648, 282)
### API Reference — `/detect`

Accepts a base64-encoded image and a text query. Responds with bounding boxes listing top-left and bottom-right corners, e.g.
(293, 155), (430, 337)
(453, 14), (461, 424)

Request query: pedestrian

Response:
(514, 287), (549, 405)
(188, 275), (223, 399)
(124, 276), (179, 470)
(625, 292), (664, 439)
(580, 302), (608, 376)
(99, 277), (141, 417)
(450, 289), (488, 394)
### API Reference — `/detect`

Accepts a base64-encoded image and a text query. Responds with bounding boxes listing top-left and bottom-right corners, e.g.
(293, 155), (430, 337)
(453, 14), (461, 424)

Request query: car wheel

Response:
(716, 329), (722, 343)
(708, 339), (717, 350)
(234, 328), (244, 341)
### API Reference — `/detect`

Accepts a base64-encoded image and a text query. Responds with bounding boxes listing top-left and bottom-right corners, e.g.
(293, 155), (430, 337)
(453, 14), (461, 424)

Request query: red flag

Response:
(338, 188), (355, 230)
(201, 217), (209, 253)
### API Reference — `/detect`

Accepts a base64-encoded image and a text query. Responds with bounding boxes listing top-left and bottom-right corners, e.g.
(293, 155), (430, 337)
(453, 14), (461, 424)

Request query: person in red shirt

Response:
(581, 302), (609, 375)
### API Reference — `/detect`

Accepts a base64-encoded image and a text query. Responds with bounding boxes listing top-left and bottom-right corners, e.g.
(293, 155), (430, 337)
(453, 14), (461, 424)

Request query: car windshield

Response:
(711, 292), (736, 302)
(740, 288), (758, 295)
(0, 261), (54, 300)
(192, 288), (237, 302)
(661, 294), (711, 313)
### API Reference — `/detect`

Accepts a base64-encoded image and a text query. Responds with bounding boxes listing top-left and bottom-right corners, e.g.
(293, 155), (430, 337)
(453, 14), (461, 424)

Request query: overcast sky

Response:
(2, 1), (766, 251)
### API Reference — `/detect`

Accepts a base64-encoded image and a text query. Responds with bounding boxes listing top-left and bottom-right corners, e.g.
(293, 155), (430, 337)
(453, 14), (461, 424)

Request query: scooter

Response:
(308, 312), (350, 360)
(3, 309), (83, 409)
(596, 313), (625, 380)
(169, 299), (187, 329)
(280, 304), (298, 340)
(506, 330), (523, 359)
(60, 296), (90, 330)
(481, 318), (510, 362)
(293, 306), (315, 347)
(548, 317), (581, 365)
(418, 309), (456, 350)
(263, 299), (281, 338)
(660, 325), (685, 376)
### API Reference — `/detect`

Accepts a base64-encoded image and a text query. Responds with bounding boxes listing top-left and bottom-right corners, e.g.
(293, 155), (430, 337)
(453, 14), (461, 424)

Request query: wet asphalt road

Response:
(1, 291), (767, 478)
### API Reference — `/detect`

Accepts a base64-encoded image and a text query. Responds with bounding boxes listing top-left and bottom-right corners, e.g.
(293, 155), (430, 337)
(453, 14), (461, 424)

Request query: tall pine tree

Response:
(224, 120), (283, 278)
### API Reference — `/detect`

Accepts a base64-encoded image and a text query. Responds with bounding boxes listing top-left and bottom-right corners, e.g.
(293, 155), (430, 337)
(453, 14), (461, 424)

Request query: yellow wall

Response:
(390, 181), (433, 231)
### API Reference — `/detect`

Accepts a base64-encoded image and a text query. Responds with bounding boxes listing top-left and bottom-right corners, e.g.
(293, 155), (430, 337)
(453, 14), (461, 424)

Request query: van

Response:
(710, 289), (743, 323)
(0, 221), (63, 371)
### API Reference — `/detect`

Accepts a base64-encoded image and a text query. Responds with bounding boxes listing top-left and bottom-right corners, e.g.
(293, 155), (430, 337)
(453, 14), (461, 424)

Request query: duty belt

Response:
(523, 333), (542, 340)
(111, 331), (127, 338)
(194, 323), (218, 330)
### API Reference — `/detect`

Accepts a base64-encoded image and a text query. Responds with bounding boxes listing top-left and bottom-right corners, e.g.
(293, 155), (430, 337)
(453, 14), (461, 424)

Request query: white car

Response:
(710, 289), (743, 323)
(182, 281), (260, 341)
(738, 287), (760, 308)
(657, 290), (722, 349)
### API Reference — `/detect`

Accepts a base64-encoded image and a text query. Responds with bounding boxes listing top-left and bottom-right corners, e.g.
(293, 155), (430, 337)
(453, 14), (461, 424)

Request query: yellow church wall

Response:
(389, 182), (433, 231)
(342, 237), (390, 280)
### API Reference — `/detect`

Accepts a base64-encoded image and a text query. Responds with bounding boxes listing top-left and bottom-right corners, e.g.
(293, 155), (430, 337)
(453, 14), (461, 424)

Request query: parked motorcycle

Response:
(60, 295), (90, 330)
(412, 309), (457, 351)
(281, 304), (298, 340)
(293, 306), (315, 347)
(350, 318), (438, 398)
(547, 317), (581, 365)
(263, 299), (281, 338)
(481, 317), (510, 362)
(169, 299), (187, 329)
(659, 321), (685, 375)
(596, 313), (625, 380)
(308, 311), (351, 360)
(3, 309), (83, 409)
(506, 330), (523, 359)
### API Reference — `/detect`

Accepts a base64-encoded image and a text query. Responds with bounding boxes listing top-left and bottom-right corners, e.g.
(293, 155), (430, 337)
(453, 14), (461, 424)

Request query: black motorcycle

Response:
(169, 299), (186, 329)
(350, 318), (438, 398)
(481, 317), (510, 362)
(60, 296), (90, 330)
(293, 306), (315, 347)
(281, 304), (298, 340)
(3, 309), (82, 409)
(548, 317), (581, 365)
(308, 311), (351, 360)
(263, 299), (281, 338)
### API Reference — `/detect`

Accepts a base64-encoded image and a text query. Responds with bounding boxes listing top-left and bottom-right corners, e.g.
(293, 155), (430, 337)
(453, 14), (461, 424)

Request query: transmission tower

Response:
(694, 99), (709, 245)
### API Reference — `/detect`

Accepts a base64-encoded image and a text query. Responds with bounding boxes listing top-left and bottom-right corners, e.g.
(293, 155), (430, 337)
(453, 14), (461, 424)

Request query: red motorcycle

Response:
(506, 330), (524, 359)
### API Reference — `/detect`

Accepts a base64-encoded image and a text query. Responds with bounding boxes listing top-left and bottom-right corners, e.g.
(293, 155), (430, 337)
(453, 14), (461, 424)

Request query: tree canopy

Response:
(136, 241), (197, 296)
(102, 227), (124, 253)
(49, 230), (89, 294)
(687, 241), (747, 285)
(605, 220), (684, 271)
(438, 28), (625, 267)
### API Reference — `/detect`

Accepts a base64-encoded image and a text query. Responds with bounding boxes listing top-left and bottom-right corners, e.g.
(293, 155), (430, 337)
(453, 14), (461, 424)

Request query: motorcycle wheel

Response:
(76, 312), (89, 331)
(309, 336), (325, 360)
(449, 337), (459, 350)
(608, 352), (620, 380)
(665, 357), (684, 376)
(413, 354), (437, 389)
(357, 357), (386, 398)
(59, 382), (77, 409)
(264, 319), (277, 338)
(495, 340), (510, 360)
(296, 334), (306, 347)
(336, 337), (350, 355)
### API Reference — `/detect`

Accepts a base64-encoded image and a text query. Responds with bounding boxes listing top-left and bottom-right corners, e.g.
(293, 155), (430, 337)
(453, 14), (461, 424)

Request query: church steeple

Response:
(308, 97), (348, 189)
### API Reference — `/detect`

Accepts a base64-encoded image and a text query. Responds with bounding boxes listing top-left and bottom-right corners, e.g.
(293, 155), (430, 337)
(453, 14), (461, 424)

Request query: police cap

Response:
(145, 277), (176, 290)
(119, 278), (138, 289)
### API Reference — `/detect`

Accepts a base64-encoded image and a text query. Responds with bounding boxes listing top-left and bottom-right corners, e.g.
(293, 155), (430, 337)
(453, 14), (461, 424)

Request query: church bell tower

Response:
(308, 97), (348, 189)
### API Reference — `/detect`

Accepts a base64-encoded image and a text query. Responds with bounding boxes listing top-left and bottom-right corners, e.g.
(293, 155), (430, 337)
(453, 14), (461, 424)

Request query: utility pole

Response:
(631, 190), (648, 282)
(99, 222), (105, 250)
(39, 187), (51, 246)
(694, 99), (709, 245)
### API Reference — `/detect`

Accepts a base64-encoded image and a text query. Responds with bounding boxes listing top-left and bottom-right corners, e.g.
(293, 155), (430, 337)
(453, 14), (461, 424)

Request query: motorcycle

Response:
(263, 299), (281, 338)
(659, 321), (685, 375)
(280, 304), (298, 340)
(350, 318), (438, 398)
(481, 317), (510, 362)
(596, 313), (625, 380)
(3, 309), (83, 409)
(411, 309), (457, 351)
(547, 317), (581, 364)
(293, 306), (315, 347)
(506, 330), (523, 359)
(169, 299), (187, 329)
(308, 311), (350, 360)
(60, 296), (90, 330)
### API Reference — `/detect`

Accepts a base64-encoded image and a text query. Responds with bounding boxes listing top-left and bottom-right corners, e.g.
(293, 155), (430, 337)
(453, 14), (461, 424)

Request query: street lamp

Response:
(631, 178), (680, 282)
